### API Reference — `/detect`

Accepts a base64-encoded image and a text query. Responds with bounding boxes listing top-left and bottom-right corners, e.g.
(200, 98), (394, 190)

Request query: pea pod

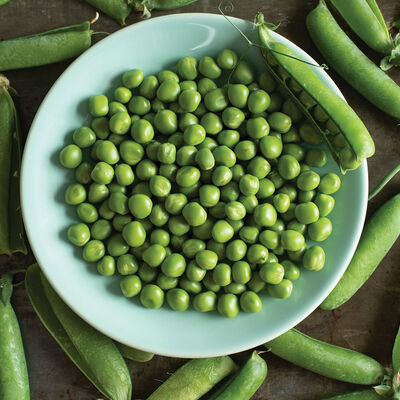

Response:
(321, 194), (400, 309)
(392, 326), (400, 374)
(129, 0), (197, 18)
(117, 342), (154, 362)
(329, 0), (392, 55)
(0, 77), (26, 255)
(207, 351), (267, 400)
(318, 390), (384, 400)
(0, 0), (10, 6)
(147, 356), (237, 400)
(0, 273), (30, 400)
(0, 22), (93, 71)
(265, 328), (385, 385)
(25, 264), (132, 400)
(306, 1), (400, 119)
(256, 12), (374, 173)
(83, 0), (131, 25)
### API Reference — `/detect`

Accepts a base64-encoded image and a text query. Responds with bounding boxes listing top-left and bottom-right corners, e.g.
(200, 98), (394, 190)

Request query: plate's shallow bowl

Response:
(21, 13), (367, 358)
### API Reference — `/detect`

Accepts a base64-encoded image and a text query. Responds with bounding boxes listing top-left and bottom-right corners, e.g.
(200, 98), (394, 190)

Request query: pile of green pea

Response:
(59, 48), (341, 318)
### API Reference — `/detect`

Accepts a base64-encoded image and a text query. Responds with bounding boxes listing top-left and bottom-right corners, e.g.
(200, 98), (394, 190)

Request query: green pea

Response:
(299, 123), (322, 145)
(140, 284), (164, 309)
(97, 255), (115, 276)
(114, 86), (132, 103)
(239, 226), (259, 244)
(217, 49), (238, 70)
(82, 240), (105, 262)
(207, 202), (225, 220)
(177, 90), (200, 113)
(314, 193), (335, 217)
(108, 183), (126, 195)
(76, 203), (98, 224)
(248, 89), (271, 114)
(268, 279), (293, 299)
(119, 275), (141, 297)
(239, 174), (259, 196)
(287, 244), (307, 263)
(113, 215), (133, 234)
(154, 110), (178, 135)
(182, 202), (207, 227)
(59, 144), (82, 169)
(246, 156), (270, 180)
(308, 217), (332, 242)
(72, 126), (96, 148)
(239, 195), (259, 214)
(197, 78), (217, 98)
(218, 129), (240, 148)
(272, 193), (290, 214)
(280, 230), (305, 251)
(212, 166), (232, 187)
(141, 244), (166, 268)
(67, 223), (90, 247)
(260, 136), (283, 159)
(184, 260), (205, 282)
(280, 260), (299, 281)
(168, 215), (190, 236)
(179, 112), (198, 132)
(114, 164), (134, 186)
(108, 192), (128, 215)
(319, 173), (341, 194)
(228, 219), (244, 233)
(165, 193), (188, 215)
(287, 220), (307, 235)
(305, 148), (327, 167)
(152, 98), (166, 113)
(224, 282), (246, 295)
(268, 112), (292, 133)
(181, 240), (205, 259)
(136, 159), (157, 181)
(175, 166), (200, 188)
(121, 221), (145, 247)
(280, 203), (296, 222)
(258, 229), (278, 250)
(224, 239), (246, 262)
(295, 202), (320, 224)
(122, 69), (144, 88)
(224, 201), (246, 221)
(176, 56), (197, 80)
(180, 80), (197, 91)
(91, 117), (110, 140)
(166, 288), (189, 311)
(247, 244), (269, 264)
(156, 80), (180, 103)
(158, 70), (179, 84)
(220, 181), (240, 202)
(258, 70), (276, 92)
(117, 254), (139, 275)
(277, 155), (301, 180)
(155, 273), (177, 290)
(212, 220), (234, 243)
(204, 88), (228, 112)
(207, 239), (226, 260)
(212, 146), (236, 169)
(233, 60), (255, 85)
(282, 143), (305, 162)
(278, 184), (297, 203)
(199, 56), (221, 79)
(221, 107), (245, 129)
(194, 148), (214, 171)
(257, 178), (275, 200)
(239, 291), (262, 313)
(170, 234), (188, 251)
(148, 175), (171, 198)
(303, 246), (325, 271)
(192, 291), (216, 312)
(95, 140), (119, 165)
(149, 204), (169, 227)
(248, 272), (266, 293)
(88, 94), (109, 117)
(138, 261), (157, 283)
(127, 194), (152, 219)
(282, 99), (303, 124)
(65, 183), (86, 205)
(297, 171), (321, 192)
(179, 276), (202, 295)
(90, 161), (113, 185)
(227, 84), (249, 108)
(246, 117), (270, 139)
(107, 233), (129, 257)
(254, 204), (277, 227)
(211, 263), (231, 287)
(74, 162), (91, 185)
(217, 294), (239, 318)
(119, 140), (144, 165)
(197, 184), (219, 208)
(194, 250), (217, 271)
(88, 183), (108, 204)
(200, 112), (223, 135)
(108, 111), (130, 135)
(130, 119), (153, 144)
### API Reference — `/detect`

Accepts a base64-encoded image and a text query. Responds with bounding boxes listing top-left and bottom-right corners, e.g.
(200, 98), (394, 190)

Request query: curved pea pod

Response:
(129, 0), (197, 18)
(208, 351), (267, 400)
(0, 273), (30, 400)
(147, 356), (238, 400)
(256, 13), (374, 173)
(317, 390), (384, 400)
(392, 326), (400, 374)
(25, 264), (132, 400)
(0, 78), (27, 255)
(117, 342), (154, 362)
(0, 0), (11, 5)
(84, 0), (131, 25)
(265, 328), (385, 385)
(329, 0), (392, 55)
(0, 21), (92, 71)
(321, 194), (400, 309)
(306, 1), (400, 119)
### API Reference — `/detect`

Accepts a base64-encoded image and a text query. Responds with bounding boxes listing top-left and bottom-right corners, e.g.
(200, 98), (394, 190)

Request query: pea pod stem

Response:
(369, 163), (400, 200)
(0, 21), (93, 71)
(0, 273), (30, 400)
(25, 264), (132, 400)
(265, 328), (385, 385)
(306, 1), (400, 119)
(129, 0), (197, 18)
(321, 193), (400, 309)
(83, 0), (131, 25)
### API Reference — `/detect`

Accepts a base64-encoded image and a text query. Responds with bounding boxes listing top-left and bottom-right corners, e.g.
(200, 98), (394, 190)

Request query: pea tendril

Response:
(369, 163), (400, 201)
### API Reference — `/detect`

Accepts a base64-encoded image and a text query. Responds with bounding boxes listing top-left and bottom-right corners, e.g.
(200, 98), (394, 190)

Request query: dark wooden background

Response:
(1, 0), (400, 398)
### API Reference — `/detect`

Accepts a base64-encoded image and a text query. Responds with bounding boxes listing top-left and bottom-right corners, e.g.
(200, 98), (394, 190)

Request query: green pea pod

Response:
(318, 390), (384, 400)
(0, 21), (93, 71)
(0, 273), (30, 400)
(0, 0), (10, 6)
(117, 342), (154, 362)
(0, 78), (27, 255)
(25, 264), (132, 400)
(265, 328), (385, 385)
(321, 194), (400, 309)
(84, 0), (131, 25)
(129, 0), (197, 18)
(306, 1), (400, 120)
(392, 326), (400, 374)
(329, 0), (392, 54)
(147, 356), (238, 400)
(256, 13), (374, 173)
(207, 351), (267, 400)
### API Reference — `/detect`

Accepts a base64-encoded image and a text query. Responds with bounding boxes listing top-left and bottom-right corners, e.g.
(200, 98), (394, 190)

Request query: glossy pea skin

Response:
(142, 244), (166, 268)
(119, 140), (144, 165)
(67, 223), (90, 247)
(297, 170), (320, 191)
(204, 88), (229, 112)
(88, 183), (108, 204)
(273, 193), (291, 213)
(166, 288), (190, 311)
(233, 60), (255, 85)
(212, 220), (234, 243)
(228, 84), (249, 108)
(177, 145), (197, 166)
(239, 174), (259, 196)
(226, 240), (247, 262)
(128, 194), (152, 219)
(257, 179), (275, 199)
(281, 230), (305, 251)
(73, 126), (96, 148)
(182, 202), (207, 227)
(199, 184), (220, 207)
(220, 181), (240, 202)
(89, 94), (109, 117)
(168, 215), (190, 236)
(59, 144), (82, 168)
(140, 284), (164, 309)
(259, 229), (279, 250)
(165, 193), (188, 215)
(149, 204), (169, 227)
(91, 218), (112, 240)
(319, 173), (341, 194)
(74, 162), (92, 185)
(122, 221), (146, 247)
(260, 136), (283, 159)
(150, 229), (170, 247)
(282, 260), (300, 281)
(65, 183), (86, 205)
(246, 117), (270, 139)
(217, 293), (239, 318)
(254, 204), (277, 227)
(180, 276), (202, 294)
(122, 69), (144, 89)
(239, 226), (259, 245)
(282, 143), (305, 162)
(177, 56), (198, 80)
(248, 89), (270, 114)
(278, 155), (301, 180)
(193, 291), (217, 312)
(268, 112), (292, 133)
(217, 49), (238, 69)
(268, 279), (293, 299)
(117, 254), (139, 275)
(76, 203), (98, 224)
(225, 201), (246, 221)
(315, 193), (335, 217)
(212, 166), (232, 187)
(120, 275), (142, 297)
(138, 262), (158, 282)
(295, 202), (320, 224)
(231, 261), (251, 284)
(194, 249), (217, 271)
(303, 246), (325, 271)
(240, 291), (263, 313)
(115, 164), (134, 186)
(178, 90), (201, 113)
(179, 112), (199, 131)
(222, 107), (245, 130)
(213, 263), (232, 286)
(154, 110), (178, 135)
(306, 148), (327, 167)
(96, 140), (119, 165)
(247, 244), (269, 264)
(308, 217), (332, 242)
(247, 156), (271, 180)
(199, 56), (222, 79)
(156, 273), (178, 290)
(184, 261), (205, 282)
(82, 240), (105, 262)
(107, 233), (129, 257)
(218, 130), (240, 148)
(114, 86), (132, 103)
(97, 255), (116, 276)
(298, 190), (316, 203)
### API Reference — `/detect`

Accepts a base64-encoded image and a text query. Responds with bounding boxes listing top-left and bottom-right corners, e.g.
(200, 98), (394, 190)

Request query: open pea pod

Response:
(25, 264), (132, 400)
(256, 13), (375, 173)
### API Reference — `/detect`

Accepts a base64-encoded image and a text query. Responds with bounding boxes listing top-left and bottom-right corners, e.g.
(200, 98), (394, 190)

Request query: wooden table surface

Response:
(1, 0), (400, 398)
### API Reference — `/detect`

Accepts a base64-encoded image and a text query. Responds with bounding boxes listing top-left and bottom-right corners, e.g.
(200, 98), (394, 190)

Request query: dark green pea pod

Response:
(208, 351), (267, 400)
(317, 390), (384, 400)
(0, 273), (30, 400)
(256, 12), (374, 173)
(0, 77), (27, 255)
(321, 194), (400, 310)
(0, 0), (10, 6)
(147, 356), (238, 400)
(329, 0), (393, 55)
(83, 0), (131, 25)
(129, 0), (197, 18)
(392, 326), (400, 375)
(265, 328), (386, 385)
(25, 264), (132, 400)
(117, 342), (154, 362)
(0, 21), (93, 71)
